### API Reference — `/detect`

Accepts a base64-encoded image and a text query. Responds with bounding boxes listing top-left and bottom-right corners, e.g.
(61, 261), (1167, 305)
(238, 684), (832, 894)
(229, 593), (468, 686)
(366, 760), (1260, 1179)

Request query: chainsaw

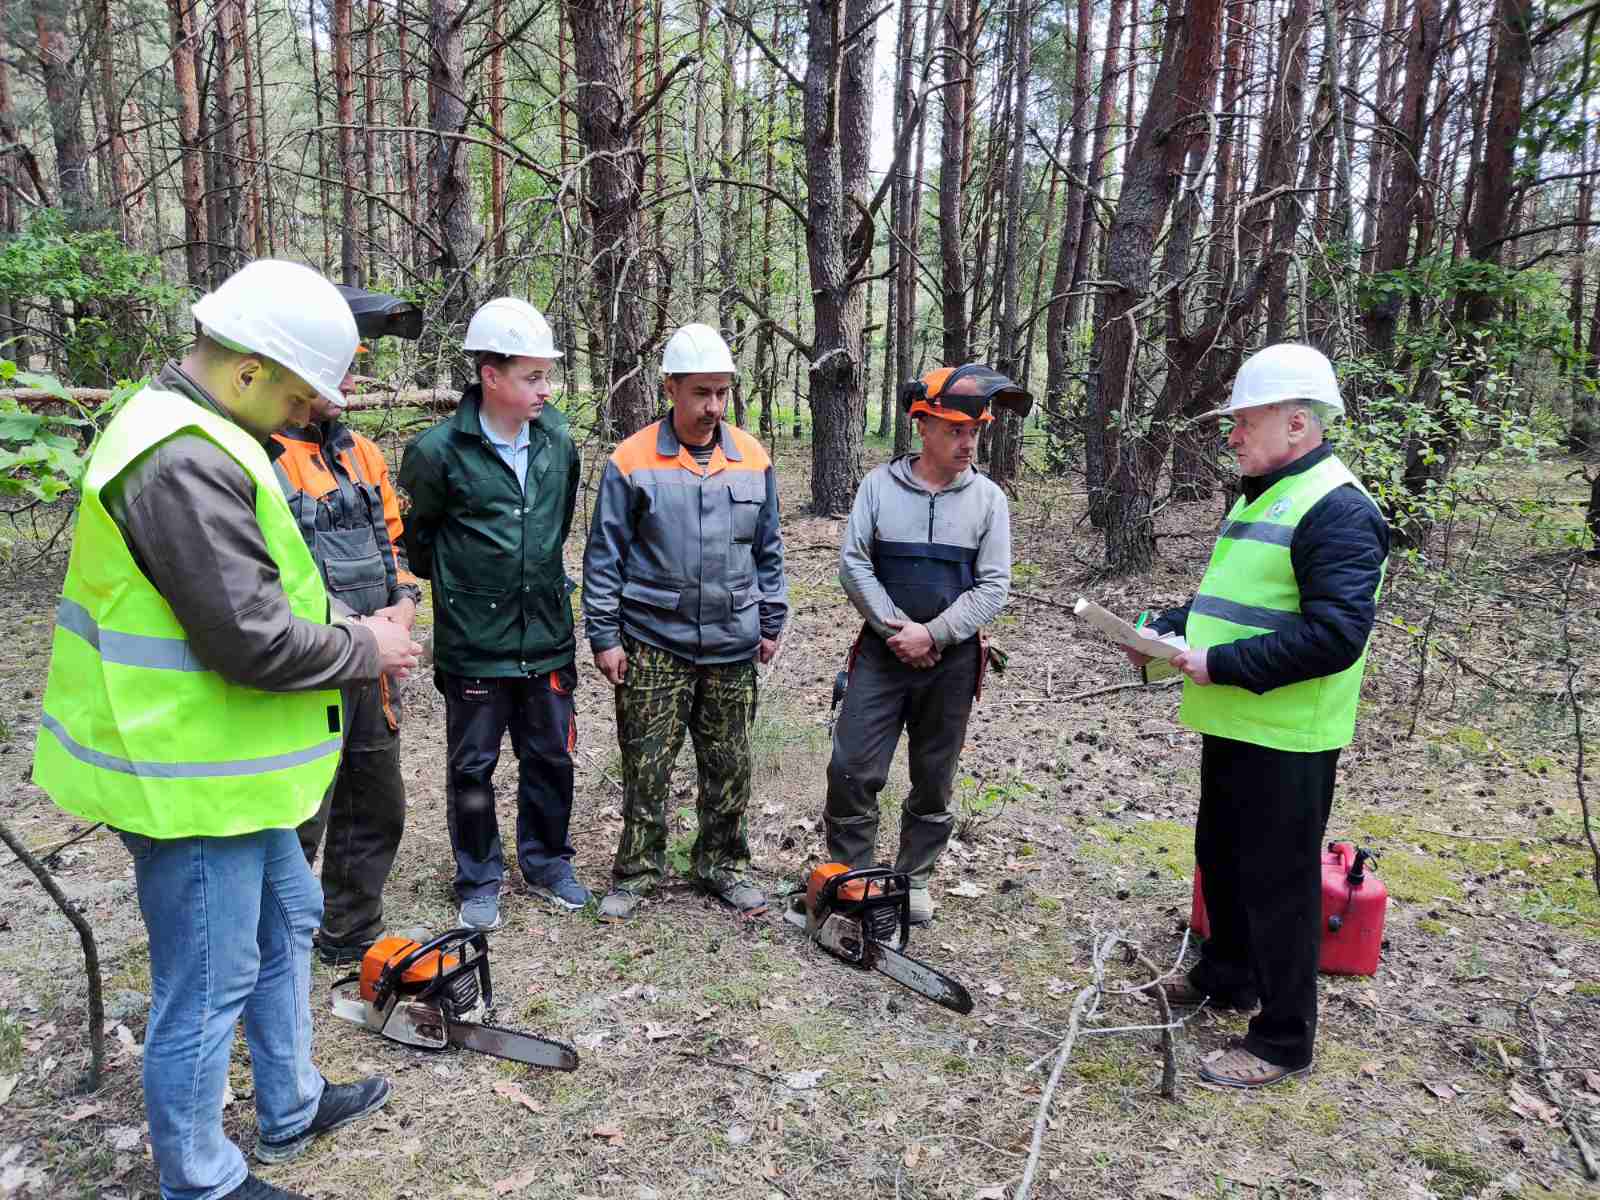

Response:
(784, 864), (974, 1014)
(330, 929), (578, 1070)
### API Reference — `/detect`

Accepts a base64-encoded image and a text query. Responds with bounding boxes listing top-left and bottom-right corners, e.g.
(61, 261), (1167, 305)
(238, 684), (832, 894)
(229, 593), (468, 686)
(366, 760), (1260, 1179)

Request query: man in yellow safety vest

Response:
(32, 260), (421, 1200)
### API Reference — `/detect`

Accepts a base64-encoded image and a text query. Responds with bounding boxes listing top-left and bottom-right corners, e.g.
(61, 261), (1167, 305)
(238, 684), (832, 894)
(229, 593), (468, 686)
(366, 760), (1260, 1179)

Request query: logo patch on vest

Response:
(1267, 499), (1291, 519)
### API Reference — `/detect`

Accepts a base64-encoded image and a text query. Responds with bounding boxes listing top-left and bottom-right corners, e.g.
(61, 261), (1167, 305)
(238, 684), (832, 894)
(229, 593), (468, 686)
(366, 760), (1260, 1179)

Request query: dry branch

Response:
(0, 817), (105, 1092)
(1524, 992), (1600, 1182)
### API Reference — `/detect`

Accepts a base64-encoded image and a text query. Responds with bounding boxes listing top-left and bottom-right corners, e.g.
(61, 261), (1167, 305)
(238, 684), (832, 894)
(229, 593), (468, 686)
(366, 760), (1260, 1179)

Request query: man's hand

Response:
(757, 636), (779, 664)
(359, 615), (422, 681)
(1121, 628), (1162, 668)
(1171, 647), (1212, 686)
(886, 621), (939, 668)
(594, 645), (628, 686)
(373, 596), (418, 631)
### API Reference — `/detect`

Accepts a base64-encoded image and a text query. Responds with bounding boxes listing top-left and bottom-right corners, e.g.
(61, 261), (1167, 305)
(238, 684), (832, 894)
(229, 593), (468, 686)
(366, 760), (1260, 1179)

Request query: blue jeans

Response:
(121, 827), (327, 1200)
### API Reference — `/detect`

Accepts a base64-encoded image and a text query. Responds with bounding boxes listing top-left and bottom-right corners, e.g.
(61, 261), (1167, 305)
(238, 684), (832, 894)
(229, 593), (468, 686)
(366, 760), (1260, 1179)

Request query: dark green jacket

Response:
(398, 387), (579, 677)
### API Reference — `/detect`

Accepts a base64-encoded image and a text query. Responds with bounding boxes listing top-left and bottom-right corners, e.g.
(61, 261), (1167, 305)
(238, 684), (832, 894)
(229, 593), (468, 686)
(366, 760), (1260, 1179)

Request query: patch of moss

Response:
(1413, 1144), (1494, 1200)
(0, 1010), (20, 1074)
(1416, 917), (1448, 936)
(702, 980), (762, 1009)
(1079, 819), (1195, 879)
(1574, 982), (1600, 998)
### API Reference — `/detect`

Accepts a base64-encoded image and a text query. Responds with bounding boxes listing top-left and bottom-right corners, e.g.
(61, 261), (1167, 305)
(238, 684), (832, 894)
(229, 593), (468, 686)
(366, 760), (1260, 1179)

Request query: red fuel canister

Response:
(1187, 841), (1387, 976)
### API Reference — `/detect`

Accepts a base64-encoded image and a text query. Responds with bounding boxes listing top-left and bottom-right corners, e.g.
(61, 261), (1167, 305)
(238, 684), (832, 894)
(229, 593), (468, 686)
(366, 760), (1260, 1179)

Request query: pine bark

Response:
(32, 0), (92, 217)
(937, 0), (969, 364)
(427, 0), (481, 377)
(565, 0), (655, 435)
(1088, 0), (1226, 569)
(167, 0), (209, 288)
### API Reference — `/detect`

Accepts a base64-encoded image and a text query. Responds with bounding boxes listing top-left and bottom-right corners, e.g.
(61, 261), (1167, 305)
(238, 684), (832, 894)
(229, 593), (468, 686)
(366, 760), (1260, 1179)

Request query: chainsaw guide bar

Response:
(785, 864), (975, 1014)
(331, 929), (578, 1071)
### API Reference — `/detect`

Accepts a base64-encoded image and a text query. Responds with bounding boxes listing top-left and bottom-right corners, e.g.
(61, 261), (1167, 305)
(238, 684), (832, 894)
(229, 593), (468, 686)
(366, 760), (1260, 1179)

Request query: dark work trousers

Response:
(823, 634), (981, 884)
(296, 680), (406, 951)
(1189, 733), (1340, 1070)
(439, 665), (578, 900)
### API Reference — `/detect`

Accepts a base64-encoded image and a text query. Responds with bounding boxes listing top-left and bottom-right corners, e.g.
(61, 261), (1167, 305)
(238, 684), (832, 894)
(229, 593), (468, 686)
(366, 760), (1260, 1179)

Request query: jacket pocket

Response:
(315, 527), (390, 615)
(727, 474), (765, 543)
(621, 578), (683, 613)
(438, 578), (516, 650)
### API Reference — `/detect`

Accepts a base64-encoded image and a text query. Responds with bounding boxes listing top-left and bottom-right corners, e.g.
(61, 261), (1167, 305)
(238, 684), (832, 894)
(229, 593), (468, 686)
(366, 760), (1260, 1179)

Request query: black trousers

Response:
(297, 680), (406, 949)
(439, 666), (577, 900)
(1189, 733), (1339, 1070)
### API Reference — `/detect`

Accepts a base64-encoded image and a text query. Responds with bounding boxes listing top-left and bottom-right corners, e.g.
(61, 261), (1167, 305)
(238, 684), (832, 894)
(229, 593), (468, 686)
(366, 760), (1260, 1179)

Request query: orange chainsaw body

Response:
(358, 936), (460, 1004)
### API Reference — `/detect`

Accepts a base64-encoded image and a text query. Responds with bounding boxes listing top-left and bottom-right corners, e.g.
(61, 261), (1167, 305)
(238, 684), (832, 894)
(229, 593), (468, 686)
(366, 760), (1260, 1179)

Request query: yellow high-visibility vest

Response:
(33, 385), (344, 837)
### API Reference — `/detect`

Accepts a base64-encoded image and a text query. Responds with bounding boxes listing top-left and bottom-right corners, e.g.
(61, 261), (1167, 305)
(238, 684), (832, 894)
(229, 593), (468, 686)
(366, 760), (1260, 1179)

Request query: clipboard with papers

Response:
(1072, 597), (1189, 682)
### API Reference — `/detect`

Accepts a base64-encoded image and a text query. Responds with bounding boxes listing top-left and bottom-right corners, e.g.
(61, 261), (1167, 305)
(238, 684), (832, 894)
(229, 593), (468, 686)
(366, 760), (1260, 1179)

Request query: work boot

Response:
(254, 1077), (391, 1165)
(222, 1175), (312, 1200)
(530, 864), (592, 913)
(458, 893), (502, 932)
(598, 888), (644, 923)
(699, 873), (767, 917)
(315, 936), (373, 968)
(908, 886), (934, 925)
(1143, 978), (1258, 1011)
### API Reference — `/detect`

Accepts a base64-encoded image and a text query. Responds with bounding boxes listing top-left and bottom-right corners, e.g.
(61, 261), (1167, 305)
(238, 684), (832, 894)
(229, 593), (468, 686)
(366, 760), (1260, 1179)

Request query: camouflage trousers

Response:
(611, 635), (758, 893)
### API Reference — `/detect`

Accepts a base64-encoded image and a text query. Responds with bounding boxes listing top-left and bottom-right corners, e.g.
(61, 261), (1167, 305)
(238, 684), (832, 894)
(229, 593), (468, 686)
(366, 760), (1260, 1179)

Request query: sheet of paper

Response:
(1072, 597), (1188, 661)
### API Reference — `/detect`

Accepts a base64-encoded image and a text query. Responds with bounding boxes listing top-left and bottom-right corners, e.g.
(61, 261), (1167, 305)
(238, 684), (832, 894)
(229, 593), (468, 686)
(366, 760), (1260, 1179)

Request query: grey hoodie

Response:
(838, 455), (1011, 648)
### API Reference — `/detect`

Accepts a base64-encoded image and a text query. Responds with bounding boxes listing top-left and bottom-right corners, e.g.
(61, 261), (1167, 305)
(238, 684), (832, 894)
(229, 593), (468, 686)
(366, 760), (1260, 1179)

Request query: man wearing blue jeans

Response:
(31, 262), (421, 1199)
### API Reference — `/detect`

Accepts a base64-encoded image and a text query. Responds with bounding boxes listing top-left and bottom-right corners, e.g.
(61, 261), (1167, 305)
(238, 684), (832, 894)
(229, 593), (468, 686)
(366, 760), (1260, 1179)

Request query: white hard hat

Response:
(191, 260), (358, 408)
(661, 323), (737, 376)
(463, 297), (562, 359)
(1197, 343), (1343, 421)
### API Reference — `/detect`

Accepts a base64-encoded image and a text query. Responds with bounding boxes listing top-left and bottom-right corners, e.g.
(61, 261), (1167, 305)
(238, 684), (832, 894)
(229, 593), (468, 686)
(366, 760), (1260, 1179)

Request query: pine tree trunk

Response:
(489, 0), (507, 262)
(33, 0), (92, 218)
(803, 0), (875, 514)
(234, 0), (265, 255)
(167, 0), (209, 288)
(565, 0), (655, 435)
(1090, 0), (1226, 570)
(937, 0), (968, 364)
(96, 0), (129, 234)
(990, 0), (1032, 484)
(426, 0), (481, 381)
(334, 0), (359, 284)
(310, 0), (333, 273)
(365, 0), (382, 271)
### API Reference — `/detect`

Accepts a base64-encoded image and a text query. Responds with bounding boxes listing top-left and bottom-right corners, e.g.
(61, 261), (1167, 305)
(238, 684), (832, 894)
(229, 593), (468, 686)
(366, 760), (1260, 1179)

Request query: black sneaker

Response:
(222, 1175), (311, 1200)
(253, 1076), (391, 1165)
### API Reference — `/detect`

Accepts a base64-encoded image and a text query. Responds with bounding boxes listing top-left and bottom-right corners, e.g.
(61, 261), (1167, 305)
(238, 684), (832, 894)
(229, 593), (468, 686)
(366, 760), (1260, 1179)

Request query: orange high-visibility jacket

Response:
(272, 420), (420, 617)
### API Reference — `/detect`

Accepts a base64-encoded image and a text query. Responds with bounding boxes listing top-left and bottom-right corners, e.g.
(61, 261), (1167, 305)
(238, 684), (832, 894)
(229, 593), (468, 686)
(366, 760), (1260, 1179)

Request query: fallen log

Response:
(0, 386), (462, 414)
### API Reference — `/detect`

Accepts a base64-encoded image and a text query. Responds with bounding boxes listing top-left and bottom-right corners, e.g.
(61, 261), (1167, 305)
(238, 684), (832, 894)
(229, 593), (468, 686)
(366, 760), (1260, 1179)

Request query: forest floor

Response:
(0, 434), (1598, 1200)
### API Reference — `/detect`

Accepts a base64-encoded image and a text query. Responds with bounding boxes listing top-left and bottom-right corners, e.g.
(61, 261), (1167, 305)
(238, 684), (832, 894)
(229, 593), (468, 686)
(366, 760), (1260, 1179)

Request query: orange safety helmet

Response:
(899, 363), (1033, 424)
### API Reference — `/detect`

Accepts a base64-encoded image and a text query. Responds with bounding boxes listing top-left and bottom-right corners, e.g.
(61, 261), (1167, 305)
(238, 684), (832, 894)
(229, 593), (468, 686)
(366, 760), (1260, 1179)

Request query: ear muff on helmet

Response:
(898, 379), (928, 413)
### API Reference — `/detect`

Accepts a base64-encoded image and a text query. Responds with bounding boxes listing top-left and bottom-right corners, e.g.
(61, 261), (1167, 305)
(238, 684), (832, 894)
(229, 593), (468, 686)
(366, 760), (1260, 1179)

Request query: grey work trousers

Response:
(823, 634), (981, 884)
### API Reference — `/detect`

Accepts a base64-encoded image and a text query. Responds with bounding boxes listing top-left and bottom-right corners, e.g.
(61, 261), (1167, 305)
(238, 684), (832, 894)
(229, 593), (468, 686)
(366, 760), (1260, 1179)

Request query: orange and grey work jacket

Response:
(272, 420), (421, 619)
(582, 418), (788, 665)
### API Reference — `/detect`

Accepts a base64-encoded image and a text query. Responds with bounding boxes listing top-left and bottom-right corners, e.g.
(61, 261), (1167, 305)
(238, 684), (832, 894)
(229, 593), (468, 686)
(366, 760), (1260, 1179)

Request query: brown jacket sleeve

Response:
(108, 433), (380, 690)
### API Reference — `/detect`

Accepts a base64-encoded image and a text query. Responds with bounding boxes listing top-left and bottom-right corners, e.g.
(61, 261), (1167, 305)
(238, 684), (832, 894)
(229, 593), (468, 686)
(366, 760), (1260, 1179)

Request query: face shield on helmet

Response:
(899, 364), (1033, 424)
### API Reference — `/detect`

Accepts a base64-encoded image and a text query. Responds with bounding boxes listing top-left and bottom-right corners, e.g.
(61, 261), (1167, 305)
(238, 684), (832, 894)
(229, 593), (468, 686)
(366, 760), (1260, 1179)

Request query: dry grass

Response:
(0, 449), (1596, 1199)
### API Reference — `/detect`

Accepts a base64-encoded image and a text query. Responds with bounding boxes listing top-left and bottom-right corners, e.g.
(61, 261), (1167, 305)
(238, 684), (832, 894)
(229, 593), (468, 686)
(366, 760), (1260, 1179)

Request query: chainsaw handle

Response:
(816, 865), (911, 950)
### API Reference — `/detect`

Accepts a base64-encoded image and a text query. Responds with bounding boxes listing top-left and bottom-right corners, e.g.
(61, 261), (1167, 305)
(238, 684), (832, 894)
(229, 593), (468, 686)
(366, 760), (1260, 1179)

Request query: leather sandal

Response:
(1199, 1046), (1309, 1089)
(1143, 979), (1259, 1011)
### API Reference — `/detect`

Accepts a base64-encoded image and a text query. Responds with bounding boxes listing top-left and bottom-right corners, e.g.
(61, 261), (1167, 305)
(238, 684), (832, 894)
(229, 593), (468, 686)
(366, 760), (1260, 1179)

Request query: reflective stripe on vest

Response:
(1178, 454), (1384, 753)
(32, 385), (344, 838)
